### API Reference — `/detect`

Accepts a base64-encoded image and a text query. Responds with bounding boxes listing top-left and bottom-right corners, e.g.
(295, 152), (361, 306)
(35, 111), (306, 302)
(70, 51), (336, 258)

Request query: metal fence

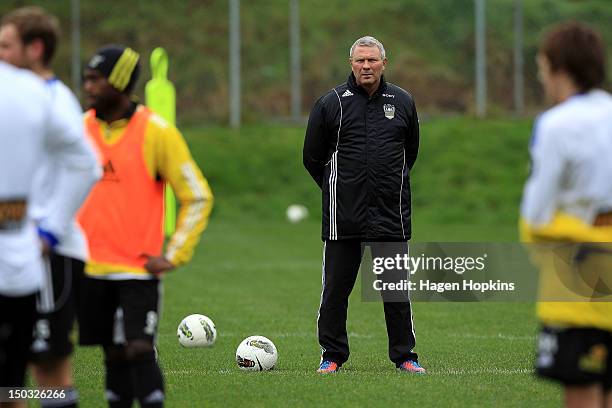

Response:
(1, 0), (611, 125)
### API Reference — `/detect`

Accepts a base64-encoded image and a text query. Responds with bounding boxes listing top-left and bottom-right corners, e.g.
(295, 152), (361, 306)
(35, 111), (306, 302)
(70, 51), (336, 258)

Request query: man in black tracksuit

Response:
(303, 36), (423, 373)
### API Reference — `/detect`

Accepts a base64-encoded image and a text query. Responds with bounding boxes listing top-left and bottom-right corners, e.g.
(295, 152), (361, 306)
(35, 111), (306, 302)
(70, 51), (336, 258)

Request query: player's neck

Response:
(98, 97), (134, 123)
(554, 75), (581, 104)
(31, 63), (54, 81)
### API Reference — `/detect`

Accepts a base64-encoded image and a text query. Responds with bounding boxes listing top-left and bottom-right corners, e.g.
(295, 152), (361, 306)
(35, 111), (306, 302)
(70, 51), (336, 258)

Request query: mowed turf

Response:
(72, 219), (559, 407)
(69, 119), (561, 407)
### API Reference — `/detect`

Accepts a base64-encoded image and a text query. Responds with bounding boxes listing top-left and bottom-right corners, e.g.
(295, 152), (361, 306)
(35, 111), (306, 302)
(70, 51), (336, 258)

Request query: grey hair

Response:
(349, 36), (386, 59)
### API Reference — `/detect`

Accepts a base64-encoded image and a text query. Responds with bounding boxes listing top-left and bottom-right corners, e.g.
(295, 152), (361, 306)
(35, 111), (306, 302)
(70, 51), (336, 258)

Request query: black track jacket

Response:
(303, 73), (419, 241)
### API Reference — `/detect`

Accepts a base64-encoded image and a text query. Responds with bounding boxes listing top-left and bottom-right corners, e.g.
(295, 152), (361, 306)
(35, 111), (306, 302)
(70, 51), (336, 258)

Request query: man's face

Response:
(350, 45), (387, 88)
(83, 68), (121, 112)
(0, 24), (27, 67)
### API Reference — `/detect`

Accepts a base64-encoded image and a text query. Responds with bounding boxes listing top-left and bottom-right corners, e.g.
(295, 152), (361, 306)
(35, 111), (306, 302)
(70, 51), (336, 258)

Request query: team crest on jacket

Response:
(383, 104), (395, 119)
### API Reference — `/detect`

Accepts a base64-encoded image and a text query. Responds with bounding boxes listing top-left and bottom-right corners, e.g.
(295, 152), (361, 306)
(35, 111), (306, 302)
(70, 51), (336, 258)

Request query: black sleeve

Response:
(405, 97), (419, 170)
(303, 98), (328, 188)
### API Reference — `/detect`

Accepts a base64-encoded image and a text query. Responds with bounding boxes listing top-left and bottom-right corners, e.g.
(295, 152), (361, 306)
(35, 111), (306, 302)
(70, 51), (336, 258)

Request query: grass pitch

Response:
(73, 219), (559, 407)
(69, 119), (561, 407)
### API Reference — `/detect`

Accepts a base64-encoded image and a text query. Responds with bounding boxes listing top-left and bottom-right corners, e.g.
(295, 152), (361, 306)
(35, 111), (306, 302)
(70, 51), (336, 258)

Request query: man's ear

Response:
(25, 38), (45, 62)
(382, 58), (387, 70)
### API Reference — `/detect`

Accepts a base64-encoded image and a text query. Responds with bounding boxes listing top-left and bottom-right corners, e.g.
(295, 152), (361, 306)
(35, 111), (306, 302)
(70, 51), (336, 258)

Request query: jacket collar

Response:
(347, 72), (387, 98)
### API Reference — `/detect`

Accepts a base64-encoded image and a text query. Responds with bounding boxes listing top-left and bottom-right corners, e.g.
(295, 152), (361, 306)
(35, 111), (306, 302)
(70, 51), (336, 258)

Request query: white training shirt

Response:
(521, 89), (612, 226)
(29, 78), (90, 261)
(0, 61), (100, 296)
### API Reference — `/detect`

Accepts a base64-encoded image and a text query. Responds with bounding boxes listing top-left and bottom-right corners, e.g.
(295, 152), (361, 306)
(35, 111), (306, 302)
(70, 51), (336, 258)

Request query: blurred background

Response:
(3, 2), (611, 405)
(2, 0), (610, 236)
(1, 0), (611, 123)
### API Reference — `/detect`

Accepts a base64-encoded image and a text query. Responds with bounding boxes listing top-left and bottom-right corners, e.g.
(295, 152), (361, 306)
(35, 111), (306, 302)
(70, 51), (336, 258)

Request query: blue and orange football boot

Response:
(397, 360), (426, 374)
(317, 360), (340, 373)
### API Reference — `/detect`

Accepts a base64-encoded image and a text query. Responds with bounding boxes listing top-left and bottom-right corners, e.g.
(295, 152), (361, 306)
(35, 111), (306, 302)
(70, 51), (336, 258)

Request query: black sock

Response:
(130, 352), (164, 408)
(105, 358), (133, 408)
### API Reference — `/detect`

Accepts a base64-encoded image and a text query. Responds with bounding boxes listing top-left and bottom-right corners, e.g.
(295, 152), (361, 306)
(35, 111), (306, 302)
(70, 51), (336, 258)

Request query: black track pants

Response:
(317, 240), (418, 366)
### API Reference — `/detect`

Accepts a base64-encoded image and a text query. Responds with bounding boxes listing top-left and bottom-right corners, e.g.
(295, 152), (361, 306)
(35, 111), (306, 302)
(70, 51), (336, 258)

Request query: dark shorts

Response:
(31, 253), (84, 362)
(79, 277), (161, 346)
(0, 293), (36, 386)
(536, 325), (612, 391)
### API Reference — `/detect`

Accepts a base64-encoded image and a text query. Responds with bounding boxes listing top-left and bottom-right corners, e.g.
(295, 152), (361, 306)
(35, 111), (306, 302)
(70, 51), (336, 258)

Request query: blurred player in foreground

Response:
(520, 22), (612, 408)
(0, 8), (92, 406)
(78, 45), (213, 407)
(0, 60), (99, 405)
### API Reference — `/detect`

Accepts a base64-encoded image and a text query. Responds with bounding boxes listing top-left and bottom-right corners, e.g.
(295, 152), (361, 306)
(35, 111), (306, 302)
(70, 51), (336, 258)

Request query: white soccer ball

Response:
(177, 314), (217, 347)
(286, 204), (308, 223)
(235, 335), (278, 371)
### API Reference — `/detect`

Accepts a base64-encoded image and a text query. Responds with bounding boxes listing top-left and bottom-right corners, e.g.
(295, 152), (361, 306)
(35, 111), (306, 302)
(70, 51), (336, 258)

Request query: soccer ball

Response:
(286, 204), (308, 223)
(177, 314), (217, 347)
(235, 335), (277, 371)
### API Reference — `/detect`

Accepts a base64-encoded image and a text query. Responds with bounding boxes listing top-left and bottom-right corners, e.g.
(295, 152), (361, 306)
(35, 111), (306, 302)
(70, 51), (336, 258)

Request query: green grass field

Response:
(66, 118), (563, 407)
